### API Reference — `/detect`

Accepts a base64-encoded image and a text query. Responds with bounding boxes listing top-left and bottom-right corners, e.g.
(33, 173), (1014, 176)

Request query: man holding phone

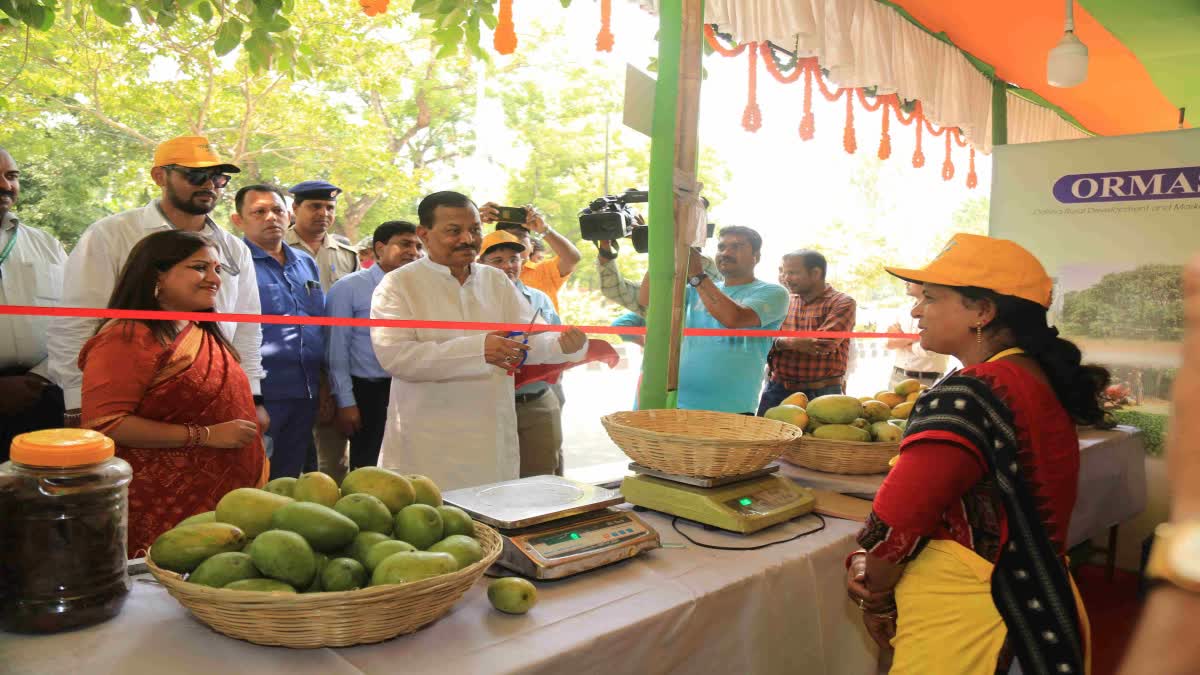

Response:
(480, 202), (581, 311)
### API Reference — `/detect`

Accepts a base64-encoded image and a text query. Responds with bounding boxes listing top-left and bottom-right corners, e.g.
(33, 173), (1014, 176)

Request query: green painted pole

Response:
(639, 0), (683, 411)
(991, 78), (1008, 147)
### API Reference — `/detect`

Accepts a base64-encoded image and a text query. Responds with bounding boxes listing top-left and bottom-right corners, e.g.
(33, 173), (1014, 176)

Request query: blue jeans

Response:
(756, 379), (844, 416)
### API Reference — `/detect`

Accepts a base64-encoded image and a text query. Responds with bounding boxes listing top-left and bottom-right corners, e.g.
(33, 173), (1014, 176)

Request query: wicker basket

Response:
(782, 437), (898, 475)
(146, 523), (503, 649)
(601, 409), (802, 478)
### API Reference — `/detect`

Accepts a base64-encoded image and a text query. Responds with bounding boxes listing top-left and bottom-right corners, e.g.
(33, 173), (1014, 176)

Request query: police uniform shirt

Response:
(284, 227), (359, 291)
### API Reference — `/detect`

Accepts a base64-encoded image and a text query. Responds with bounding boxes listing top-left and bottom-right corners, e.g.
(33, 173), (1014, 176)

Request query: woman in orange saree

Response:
(78, 230), (266, 557)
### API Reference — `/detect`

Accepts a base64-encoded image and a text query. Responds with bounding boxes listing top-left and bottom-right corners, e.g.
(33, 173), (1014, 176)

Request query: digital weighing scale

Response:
(443, 475), (661, 580)
(621, 463), (816, 534)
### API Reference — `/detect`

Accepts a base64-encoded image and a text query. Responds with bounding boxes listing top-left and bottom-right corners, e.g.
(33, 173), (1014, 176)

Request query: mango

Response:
(364, 539), (418, 572)
(806, 395), (864, 425)
(224, 578), (296, 593)
(488, 577), (537, 615)
(429, 535), (485, 569)
(188, 552), (261, 588)
(763, 404), (808, 430)
(811, 424), (872, 443)
(270, 501), (360, 553)
(891, 401), (915, 419)
(851, 418), (868, 429)
(888, 419), (908, 433)
(249, 530), (317, 589)
(348, 531), (393, 566)
(341, 467), (415, 514)
(394, 503), (444, 550)
(321, 557), (367, 592)
(334, 493), (394, 535)
(370, 551), (458, 587)
(805, 417), (827, 433)
(894, 378), (922, 396)
(151, 522), (247, 573)
(263, 477), (297, 498)
(215, 487), (294, 538)
(906, 391), (921, 403)
(875, 392), (904, 408)
(781, 392), (809, 409)
(304, 553), (330, 593)
(861, 400), (892, 423)
(437, 505), (476, 538)
(406, 475), (443, 508)
(857, 396), (874, 403)
(177, 510), (216, 527)
(294, 472), (341, 508)
(869, 421), (904, 443)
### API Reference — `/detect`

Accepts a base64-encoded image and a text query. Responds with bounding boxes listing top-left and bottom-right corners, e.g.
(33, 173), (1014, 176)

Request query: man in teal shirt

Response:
(639, 226), (789, 414)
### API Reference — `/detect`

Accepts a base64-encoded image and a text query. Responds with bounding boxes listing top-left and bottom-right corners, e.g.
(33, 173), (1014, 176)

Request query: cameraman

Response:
(596, 219), (721, 315)
(638, 226), (789, 415)
(480, 202), (581, 311)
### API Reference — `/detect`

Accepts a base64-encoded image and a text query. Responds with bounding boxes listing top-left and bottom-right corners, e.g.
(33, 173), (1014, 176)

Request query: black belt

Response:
(893, 366), (941, 379)
(514, 389), (548, 404)
(351, 376), (391, 384)
(0, 365), (31, 378)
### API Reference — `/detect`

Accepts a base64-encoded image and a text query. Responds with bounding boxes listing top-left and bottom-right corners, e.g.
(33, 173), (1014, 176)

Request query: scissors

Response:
(505, 307), (542, 373)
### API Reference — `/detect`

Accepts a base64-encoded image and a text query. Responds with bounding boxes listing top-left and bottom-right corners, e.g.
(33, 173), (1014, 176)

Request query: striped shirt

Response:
(766, 284), (856, 385)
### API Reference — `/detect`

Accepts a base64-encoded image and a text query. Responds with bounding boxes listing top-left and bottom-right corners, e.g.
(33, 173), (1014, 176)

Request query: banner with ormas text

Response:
(989, 129), (1200, 453)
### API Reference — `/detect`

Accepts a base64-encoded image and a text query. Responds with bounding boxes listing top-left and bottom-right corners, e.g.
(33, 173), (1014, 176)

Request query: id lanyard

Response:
(0, 224), (17, 280)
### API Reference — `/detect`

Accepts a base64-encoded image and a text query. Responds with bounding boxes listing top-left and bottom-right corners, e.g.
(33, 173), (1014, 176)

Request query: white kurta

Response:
(370, 257), (585, 490)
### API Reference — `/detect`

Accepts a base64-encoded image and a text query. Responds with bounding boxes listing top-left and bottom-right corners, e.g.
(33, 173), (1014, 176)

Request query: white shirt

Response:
(370, 257), (586, 490)
(893, 307), (951, 374)
(0, 214), (67, 375)
(47, 200), (264, 409)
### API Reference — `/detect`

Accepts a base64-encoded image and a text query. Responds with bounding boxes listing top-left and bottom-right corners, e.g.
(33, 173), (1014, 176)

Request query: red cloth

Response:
(862, 360), (1079, 564)
(79, 322), (266, 558)
(766, 284), (856, 385)
(514, 340), (620, 388)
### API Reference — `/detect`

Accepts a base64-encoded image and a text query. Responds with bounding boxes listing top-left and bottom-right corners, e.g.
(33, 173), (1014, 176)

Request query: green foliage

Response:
(0, 1), (478, 244)
(1061, 265), (1184, 341)
(1112, 408), (1168, 457)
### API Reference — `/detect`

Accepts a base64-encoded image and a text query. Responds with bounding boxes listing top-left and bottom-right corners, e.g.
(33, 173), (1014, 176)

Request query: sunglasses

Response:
(166, 165), (231, 189)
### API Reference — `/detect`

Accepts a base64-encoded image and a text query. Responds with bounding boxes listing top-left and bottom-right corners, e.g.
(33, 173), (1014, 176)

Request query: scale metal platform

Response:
(443, 475), (660, 580)
(621, 463), (816, 534)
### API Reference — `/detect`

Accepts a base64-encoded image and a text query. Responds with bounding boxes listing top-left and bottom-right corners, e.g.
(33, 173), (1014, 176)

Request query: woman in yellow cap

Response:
(845, 233), (1105, 674)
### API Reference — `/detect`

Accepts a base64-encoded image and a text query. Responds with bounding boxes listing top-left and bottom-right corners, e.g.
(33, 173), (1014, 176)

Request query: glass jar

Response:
(0, 429), (133, 633)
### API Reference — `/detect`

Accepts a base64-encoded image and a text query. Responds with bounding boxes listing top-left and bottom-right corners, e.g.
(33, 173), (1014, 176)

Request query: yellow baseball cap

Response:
(884, 233), (1053, 308)
(152, 135), (240, 173)
(479, 230), (526, 257)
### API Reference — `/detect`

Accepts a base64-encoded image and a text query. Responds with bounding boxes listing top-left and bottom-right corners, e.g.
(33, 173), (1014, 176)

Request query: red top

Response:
(766, 284), (856, 385)
(860, 360), (1079, 564)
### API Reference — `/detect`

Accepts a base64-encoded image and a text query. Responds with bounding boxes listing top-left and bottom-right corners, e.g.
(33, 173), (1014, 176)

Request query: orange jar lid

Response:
(11, 429), (116, 467)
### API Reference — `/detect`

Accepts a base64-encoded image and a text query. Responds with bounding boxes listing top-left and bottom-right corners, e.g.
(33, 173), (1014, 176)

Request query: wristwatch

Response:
(688, 272), (707, 287)
(1146, 521), (1200, 593)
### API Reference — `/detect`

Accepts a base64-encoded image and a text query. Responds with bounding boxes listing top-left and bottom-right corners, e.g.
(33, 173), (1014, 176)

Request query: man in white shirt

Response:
(370, 191), (588, 490)
(0, 148), (68, 462)
(887, 282), (951, 388)
(48, 136), (268, 430)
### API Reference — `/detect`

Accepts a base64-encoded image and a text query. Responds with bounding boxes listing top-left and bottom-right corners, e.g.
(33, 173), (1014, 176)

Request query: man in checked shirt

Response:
(756, 249), (857, 415)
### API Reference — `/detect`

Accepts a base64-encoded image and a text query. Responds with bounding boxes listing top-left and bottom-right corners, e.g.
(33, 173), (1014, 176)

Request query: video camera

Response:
(578, 188), (715, 254)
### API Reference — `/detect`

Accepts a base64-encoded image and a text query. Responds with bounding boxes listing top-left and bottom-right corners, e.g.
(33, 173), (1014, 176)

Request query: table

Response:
(2, 510), (880, 675)
(781, 426), (1149, 574)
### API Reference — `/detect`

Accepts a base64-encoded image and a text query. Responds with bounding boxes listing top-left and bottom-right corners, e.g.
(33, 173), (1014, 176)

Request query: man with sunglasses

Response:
(49, 135), (269, 435)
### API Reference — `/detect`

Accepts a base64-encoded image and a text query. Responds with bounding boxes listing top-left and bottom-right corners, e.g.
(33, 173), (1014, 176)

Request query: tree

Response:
(0, 1), (479, 243)
(1061, 265), (1184, 341)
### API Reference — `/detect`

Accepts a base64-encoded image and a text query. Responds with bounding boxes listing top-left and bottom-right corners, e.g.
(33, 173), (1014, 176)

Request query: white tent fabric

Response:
(637, 0), (1090, 153)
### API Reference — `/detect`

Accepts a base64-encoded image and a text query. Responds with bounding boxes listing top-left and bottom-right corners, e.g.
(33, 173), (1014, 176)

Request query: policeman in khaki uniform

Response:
(283, 180), (358, 481)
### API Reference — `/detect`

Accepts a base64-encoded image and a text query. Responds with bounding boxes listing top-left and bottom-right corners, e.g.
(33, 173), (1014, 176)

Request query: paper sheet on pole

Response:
(623, 64), (655, 138)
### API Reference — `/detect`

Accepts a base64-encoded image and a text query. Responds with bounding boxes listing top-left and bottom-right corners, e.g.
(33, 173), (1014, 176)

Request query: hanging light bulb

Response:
(1048, 0), (1088, 87)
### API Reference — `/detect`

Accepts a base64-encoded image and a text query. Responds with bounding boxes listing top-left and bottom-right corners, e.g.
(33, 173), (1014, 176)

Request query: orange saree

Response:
(79, 321), (267, 558)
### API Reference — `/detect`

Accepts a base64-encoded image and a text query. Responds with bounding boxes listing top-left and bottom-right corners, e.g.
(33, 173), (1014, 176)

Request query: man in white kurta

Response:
(370, 191), (587, 490)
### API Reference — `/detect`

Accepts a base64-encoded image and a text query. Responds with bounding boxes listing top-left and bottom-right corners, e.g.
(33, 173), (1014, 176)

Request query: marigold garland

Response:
(966, 146), (978, 188)
(760, 42), (803, 84)
(704, 24), (748, 57)
(799, 63), (815, 140)
(596, 0), (614, 52)
(359, 0), (387, 16)
(843, 93), (857, 154)
(494, 0), (517, 55)
(742, 43), (763, 132)
(941, 131), (954, 181)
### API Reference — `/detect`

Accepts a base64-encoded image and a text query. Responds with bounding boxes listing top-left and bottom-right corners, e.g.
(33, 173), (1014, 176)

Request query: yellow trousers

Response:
(889, 539), (1091, 675)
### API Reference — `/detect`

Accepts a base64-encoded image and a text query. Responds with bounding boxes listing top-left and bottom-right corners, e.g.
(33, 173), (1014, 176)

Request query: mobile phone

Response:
(494, 206), (528, 226)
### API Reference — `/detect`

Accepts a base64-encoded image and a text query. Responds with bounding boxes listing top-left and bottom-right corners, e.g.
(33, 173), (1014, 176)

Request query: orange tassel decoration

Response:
(912, 106), (926, 168)
(843, 91), (857, 154)
(878, 100), (892, 160)
(494, 0), (517, 55)
(966, 146), (978, 189)
(360, 0), (388, 16)
(742, 44), (762, 132)
(941, 131), (954, 181)
(798, 62), (815, 140)
(596, 0), (614, 52)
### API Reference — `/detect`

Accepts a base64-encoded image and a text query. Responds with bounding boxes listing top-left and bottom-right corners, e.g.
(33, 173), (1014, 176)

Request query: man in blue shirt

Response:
(638, 226), (790, 414)
(232, 184), (325, 479)
(477, 230), (564, 476)
(326, 221), (424, 471)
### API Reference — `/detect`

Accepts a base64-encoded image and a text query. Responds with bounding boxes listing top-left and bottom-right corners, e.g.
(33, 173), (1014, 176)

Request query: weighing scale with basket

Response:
(443, 475), (661, 580)
(621, 462), (816, 534)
